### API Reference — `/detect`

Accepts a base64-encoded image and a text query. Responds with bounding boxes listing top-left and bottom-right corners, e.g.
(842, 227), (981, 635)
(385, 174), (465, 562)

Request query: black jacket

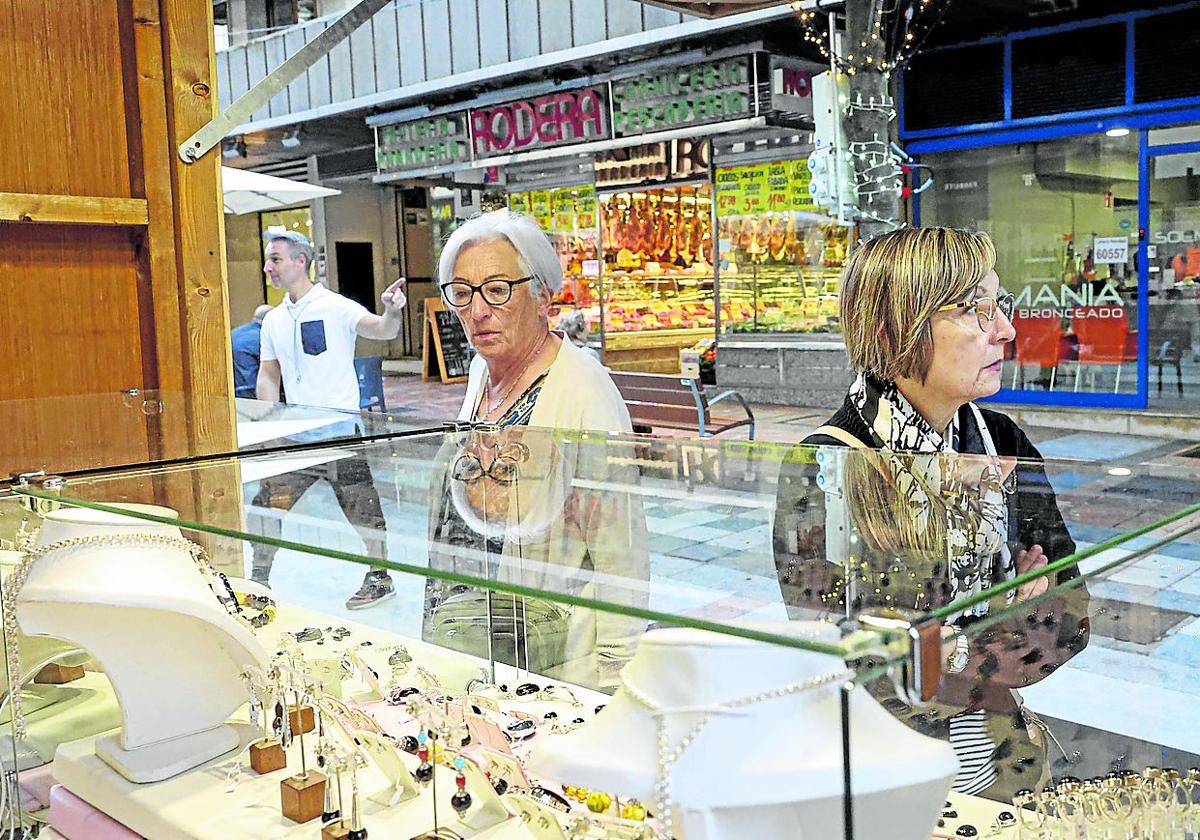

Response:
(774, 398), (1091, 798)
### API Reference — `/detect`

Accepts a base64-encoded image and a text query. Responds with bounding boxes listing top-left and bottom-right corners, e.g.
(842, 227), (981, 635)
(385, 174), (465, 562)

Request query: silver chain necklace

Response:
(481, 329), (550, 419)
(2, 532), (239, 740)
(618, 666), (854, 839)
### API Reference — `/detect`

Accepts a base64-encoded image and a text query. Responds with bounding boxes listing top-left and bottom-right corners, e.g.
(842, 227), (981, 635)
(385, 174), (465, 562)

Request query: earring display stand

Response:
(502, 793), (569, 840)
(352, 730), (420, 807)
(249, 738), (287, 775)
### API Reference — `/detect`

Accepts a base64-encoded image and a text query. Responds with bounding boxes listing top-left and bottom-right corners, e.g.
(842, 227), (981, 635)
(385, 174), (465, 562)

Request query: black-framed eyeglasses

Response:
(451, 442), (530, 485)
(936, 291), (1015, 332)
(441, 276), (534, 308)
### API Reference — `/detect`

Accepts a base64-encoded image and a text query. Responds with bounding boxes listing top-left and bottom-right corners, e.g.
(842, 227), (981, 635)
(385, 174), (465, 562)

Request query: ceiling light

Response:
(221, 136), (247, 159)
(1107, 467), (1132, 476)
(1105, 127), (1130, 138)
(281, 125), (302, 148)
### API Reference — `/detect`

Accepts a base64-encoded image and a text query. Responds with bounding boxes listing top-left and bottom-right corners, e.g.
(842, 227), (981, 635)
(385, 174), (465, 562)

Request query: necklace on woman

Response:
(481, 330), (549, 419)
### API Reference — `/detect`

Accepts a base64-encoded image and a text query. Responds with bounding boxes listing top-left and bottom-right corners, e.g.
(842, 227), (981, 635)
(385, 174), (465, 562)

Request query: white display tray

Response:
(50, 601), (602, 840)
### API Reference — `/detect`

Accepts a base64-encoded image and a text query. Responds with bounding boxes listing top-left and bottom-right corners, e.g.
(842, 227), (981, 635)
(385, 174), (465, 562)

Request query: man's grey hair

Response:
(264, 230), (315, 271)
(253, 304), (273, 323)
(437, 209), (564, 300)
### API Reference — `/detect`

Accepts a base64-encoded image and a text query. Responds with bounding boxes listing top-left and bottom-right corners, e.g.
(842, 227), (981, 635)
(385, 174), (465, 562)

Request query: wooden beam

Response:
(0, 193), (149, 226)
(161, 0), (242, 574)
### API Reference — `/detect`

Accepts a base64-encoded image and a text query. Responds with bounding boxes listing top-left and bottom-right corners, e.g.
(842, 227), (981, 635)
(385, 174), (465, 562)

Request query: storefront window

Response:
(715, 158), (850, 335)
(920, 133), (1141, 403)
(1148, 148), (1200, 410)
(597, 185), (714, 371)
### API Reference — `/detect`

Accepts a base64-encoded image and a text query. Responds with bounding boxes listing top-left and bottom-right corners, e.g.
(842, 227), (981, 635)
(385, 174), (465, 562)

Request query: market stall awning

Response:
(221, 166), (340, 215)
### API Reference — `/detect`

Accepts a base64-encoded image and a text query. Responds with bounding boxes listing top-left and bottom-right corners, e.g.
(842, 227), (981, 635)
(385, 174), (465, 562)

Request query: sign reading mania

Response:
(611, 58), (752, 137)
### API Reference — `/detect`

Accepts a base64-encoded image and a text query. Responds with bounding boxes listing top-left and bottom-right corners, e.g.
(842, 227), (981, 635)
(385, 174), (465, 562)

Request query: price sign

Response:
(1094, 235), (1129, 265)
(736, 165), (767, 216)
(551, 188), (576, 233)
(508, 192), (532, 216)
(576, 185), (596, 229)
(765, 162), (791, 213)
(530, 190), (553, 230)
(715, 168), (741, 215)
(790, 158), (815, 212)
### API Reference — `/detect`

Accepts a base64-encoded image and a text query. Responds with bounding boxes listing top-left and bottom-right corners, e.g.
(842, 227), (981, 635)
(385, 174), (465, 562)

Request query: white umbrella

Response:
(221, 166), (341, 215)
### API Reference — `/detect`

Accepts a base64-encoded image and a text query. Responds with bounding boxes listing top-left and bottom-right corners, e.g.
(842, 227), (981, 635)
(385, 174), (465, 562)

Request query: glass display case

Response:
(1, 415), (1199, 840)
(599, 185), (715, 373)
(713, 158), (852, 335)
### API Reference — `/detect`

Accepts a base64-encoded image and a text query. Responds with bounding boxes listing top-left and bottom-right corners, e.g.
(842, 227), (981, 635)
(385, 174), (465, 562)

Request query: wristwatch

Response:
(946, 632), (970, 674)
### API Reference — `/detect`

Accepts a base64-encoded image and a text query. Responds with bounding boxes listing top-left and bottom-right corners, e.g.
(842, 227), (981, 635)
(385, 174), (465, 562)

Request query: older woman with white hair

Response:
(438, 209), (627, 431)
(423, 210), (647, 691)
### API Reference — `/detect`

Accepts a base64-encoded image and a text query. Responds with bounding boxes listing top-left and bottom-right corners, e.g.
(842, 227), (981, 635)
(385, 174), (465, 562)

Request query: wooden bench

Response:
(610, 372), (756, 440)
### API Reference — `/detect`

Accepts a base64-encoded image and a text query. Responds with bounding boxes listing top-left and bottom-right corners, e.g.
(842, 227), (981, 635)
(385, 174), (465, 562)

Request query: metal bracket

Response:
(178, 0), (391, 163)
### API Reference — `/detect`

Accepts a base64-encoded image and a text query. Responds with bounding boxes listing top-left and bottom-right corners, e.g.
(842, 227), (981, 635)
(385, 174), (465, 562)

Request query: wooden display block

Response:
(34, 663), (85, 684)
(249, 738), (287, 775)
(281, 771), (326, 824)
(288, 704), (316, 735)
(321, 821), (350, 840)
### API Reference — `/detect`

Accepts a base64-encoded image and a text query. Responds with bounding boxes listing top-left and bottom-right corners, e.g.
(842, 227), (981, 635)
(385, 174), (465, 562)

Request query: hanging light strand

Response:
(789, 0), (954, 75)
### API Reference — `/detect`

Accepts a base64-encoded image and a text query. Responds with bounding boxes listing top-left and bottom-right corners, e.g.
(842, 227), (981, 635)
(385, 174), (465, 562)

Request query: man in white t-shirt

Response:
(253, 230), (406, 609)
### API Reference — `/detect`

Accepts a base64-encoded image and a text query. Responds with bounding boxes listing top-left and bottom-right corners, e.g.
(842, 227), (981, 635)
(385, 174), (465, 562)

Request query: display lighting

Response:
(1105, 127), (1131, 138)
(790, 0), (956, 75)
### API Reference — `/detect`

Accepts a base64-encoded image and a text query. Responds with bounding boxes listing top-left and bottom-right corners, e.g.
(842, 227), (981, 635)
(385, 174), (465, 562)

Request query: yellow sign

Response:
(715, 167), (740, 216)
(790, 158), (814, 212)
(508, 191), (532, 216)
(551, 188), (576, 233)
(530, 190), (553, 230)
(735, 165), (768, 216)
(765, 162), (791, 214)
(576, 185), (597, 229)
(716, 158), (814, 217)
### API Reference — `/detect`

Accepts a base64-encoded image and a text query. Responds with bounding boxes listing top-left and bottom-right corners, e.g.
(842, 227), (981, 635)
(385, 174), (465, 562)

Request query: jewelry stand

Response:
(502, 793), (568, 840)
(446, 755), (508, 831)
(352, 730), (420, 807)
(528, 624), (957, 840)
(16, 505), (271, 783)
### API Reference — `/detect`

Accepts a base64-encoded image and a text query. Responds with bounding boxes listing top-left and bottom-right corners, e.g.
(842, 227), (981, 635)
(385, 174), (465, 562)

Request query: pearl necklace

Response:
(480, 330), (550, 420)
(2, 532), (244, 740)
(618, 666), (854, 839)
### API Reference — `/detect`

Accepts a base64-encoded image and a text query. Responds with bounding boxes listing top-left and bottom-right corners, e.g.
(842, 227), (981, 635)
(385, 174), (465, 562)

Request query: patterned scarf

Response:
(849, 373), (1015, 618)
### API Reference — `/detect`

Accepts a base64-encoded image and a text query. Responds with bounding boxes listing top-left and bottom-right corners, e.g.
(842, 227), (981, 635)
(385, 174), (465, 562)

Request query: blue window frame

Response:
(901, 3), (1200, 409)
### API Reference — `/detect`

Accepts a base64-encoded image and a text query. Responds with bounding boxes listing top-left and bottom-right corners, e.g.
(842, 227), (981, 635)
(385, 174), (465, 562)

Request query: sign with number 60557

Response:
(1094, 235), (1129, 265)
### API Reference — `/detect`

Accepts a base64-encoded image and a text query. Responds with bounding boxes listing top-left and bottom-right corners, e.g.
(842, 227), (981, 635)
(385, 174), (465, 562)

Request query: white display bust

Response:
(529, 623), (957, 840)
(17, 505), (270, 782)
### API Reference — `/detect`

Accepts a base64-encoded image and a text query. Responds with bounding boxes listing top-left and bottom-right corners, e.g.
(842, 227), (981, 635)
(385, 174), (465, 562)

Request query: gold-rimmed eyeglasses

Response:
(936, 291), (1015, 332)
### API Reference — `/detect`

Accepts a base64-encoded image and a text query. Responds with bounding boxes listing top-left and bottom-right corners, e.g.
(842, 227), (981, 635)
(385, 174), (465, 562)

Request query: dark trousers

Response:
(249, 454), (387, 582)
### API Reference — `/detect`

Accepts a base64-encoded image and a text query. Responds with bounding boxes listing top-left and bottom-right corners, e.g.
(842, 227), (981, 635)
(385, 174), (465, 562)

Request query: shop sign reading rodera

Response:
(470, 87), (609, 156)
(1014, 282), (1127, 319)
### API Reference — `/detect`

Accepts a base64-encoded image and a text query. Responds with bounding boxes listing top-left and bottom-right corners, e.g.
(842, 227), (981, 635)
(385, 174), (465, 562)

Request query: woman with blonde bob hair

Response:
(774, 227), (1090, 803)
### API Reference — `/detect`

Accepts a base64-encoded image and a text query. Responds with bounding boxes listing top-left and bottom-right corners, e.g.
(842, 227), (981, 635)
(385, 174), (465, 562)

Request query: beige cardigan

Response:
(424, 335), (648, 690)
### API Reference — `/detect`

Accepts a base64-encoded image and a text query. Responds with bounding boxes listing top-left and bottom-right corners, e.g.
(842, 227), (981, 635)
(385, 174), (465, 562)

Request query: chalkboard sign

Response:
(422, 298), (471, 384)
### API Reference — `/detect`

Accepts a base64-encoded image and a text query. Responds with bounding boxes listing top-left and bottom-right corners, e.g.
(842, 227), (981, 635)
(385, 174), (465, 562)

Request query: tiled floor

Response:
(242, 370), (1200, 769)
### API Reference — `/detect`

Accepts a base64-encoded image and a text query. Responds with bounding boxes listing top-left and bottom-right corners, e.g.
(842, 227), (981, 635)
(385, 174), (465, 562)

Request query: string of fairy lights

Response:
(790, 0), (956, 76)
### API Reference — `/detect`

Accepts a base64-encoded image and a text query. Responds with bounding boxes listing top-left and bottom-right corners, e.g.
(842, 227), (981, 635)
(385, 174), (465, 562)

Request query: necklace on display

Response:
(617, 666), (854, 840)
(481, 330), (550, 420)
(1, 531), (258, 741)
